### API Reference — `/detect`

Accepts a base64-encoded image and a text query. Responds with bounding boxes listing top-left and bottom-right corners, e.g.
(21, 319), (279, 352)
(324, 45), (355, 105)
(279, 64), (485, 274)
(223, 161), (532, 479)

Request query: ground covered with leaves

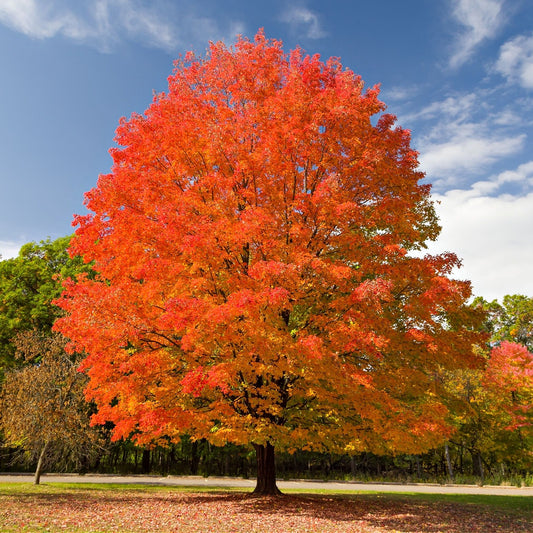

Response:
(0, 484), (531, 532)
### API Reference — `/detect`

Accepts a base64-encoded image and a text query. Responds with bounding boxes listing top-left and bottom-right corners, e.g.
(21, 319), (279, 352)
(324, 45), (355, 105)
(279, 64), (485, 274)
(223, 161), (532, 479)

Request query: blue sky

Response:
(0, 0), (532, 301)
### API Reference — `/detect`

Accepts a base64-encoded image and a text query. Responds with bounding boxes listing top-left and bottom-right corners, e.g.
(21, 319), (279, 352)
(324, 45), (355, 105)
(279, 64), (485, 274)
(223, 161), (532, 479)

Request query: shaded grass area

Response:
(287, 487), (533, 513)
(0, 483), (531, 532)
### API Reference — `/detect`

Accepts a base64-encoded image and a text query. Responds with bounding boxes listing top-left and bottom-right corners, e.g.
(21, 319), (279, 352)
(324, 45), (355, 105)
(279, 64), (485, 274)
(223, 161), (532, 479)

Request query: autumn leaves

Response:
(51, 32), (511, 493)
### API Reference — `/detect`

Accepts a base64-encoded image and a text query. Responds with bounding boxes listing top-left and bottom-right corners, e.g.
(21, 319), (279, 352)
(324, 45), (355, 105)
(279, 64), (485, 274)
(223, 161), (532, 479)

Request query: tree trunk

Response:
(34, 442), (48, 485)
(141, 449), (151, 474)
(471, 449), (485, 484)
(189, 440), (199, 475)
(415, 455), (422, 479)
(444, 443), (454, 482)
(477, 453), (485, 485)
(253, 443), (281, 495)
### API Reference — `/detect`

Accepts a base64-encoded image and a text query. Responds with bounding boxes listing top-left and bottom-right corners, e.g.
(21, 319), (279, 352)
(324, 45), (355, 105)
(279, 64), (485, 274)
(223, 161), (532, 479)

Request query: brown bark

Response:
(141, 449), (151, 474)
(34, 442), (48, 485)
(253, 443), (281, 495)
(445, 443), (454, 482)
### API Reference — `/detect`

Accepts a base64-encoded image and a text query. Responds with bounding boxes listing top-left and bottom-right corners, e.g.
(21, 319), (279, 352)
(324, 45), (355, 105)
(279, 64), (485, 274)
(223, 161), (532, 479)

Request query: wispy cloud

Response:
(94, 0), (179, 51)
(382, 85), (421, 103)
(448, 0), (505, 69)
(0, 0), (89, 40)
(280, 5), (326, 39)
(465, 160), (533, 196)
(0, 0), (245, 52)
(407, 93), (478, 122)
(419, 132), (525, 182)
(409, 91), (525, 185)
(495, 33), (533, 89)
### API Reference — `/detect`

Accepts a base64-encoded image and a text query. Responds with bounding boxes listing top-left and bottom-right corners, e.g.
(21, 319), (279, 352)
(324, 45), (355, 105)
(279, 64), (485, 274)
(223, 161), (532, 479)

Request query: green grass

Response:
(0, 481), (242, 494)
(338, 491), (532, 513)
(401, 492), (532, 512)
(283, 488), (533, 514)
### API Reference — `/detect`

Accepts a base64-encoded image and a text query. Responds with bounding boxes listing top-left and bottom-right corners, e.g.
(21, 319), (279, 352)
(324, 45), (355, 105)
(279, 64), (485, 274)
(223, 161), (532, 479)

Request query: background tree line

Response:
(0, 236), (531, 485)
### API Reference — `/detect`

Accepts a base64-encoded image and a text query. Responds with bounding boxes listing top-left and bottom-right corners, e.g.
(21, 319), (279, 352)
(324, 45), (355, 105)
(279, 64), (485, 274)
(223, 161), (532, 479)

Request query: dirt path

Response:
(1, 473), (532, 496)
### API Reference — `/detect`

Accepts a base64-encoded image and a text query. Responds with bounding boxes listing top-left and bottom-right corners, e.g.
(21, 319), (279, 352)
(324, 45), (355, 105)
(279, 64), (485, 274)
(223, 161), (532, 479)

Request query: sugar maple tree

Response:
(55, 32), (483, 494)
(441, 341), (533, 477)
(484, 342), (533, 436)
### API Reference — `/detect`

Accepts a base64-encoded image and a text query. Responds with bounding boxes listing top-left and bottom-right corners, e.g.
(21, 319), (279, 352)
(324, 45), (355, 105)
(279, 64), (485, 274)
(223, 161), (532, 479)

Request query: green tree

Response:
(442, 296), (533, 480)
(0, 331), (102, 484)
(473, 295), (533, 350)
(0, 236), (89, 370)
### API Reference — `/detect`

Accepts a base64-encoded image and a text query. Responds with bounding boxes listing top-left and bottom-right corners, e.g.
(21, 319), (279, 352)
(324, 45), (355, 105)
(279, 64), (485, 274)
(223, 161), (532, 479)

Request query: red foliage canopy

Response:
(484, 341), (533, 432)
(55, 32), (482, 457)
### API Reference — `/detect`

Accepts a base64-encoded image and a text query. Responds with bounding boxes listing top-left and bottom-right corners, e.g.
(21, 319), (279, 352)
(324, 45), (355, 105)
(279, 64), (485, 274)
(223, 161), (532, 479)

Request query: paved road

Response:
(1, 473), (532, 496)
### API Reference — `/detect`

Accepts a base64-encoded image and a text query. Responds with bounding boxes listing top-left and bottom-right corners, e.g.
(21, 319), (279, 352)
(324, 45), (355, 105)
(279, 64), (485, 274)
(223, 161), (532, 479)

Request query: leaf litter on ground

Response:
(0, 485), (531, 533)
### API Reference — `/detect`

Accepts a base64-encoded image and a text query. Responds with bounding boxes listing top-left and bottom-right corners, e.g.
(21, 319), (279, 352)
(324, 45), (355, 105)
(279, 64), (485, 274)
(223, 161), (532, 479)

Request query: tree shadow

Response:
(164, 492), (532, 532)
(3, 488), (531, 532)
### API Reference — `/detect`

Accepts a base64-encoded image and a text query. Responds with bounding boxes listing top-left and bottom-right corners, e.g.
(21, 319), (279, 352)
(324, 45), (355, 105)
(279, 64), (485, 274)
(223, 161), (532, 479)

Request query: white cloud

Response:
(0, 240), (22, 260)
(426, 162), (533, 301)
(409, 92), (526, 185)
(449, 0), (505, 69)
(382, 85), (420, 103)
(495, 33), (533, 89)
(492, 108), (522, 126)
(0, 0), (89, 39)
(112, 0), (180, 51)
(408, 94), (477, 122)
(280, 5), (326, 39)
(0, 0), (245, 52)
(467, 160), (533, 195)
(419, 133), (525, 181)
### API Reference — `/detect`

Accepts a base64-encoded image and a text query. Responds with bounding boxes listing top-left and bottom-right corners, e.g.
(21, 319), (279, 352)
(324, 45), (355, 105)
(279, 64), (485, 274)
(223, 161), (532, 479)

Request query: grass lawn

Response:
(0, 482), (531, 532)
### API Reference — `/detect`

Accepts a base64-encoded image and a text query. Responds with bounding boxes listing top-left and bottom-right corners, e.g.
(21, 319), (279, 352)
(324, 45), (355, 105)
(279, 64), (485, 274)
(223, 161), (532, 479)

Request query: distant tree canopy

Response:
(473, 295), (533, 350)
(0, 236), (90, 370)
(0, 330), (102, 484)
(440, 296), (533, 478)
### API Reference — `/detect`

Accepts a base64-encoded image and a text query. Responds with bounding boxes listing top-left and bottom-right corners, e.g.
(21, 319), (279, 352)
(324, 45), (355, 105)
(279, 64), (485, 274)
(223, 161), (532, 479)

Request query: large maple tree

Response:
(55, 32), (482, 494)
